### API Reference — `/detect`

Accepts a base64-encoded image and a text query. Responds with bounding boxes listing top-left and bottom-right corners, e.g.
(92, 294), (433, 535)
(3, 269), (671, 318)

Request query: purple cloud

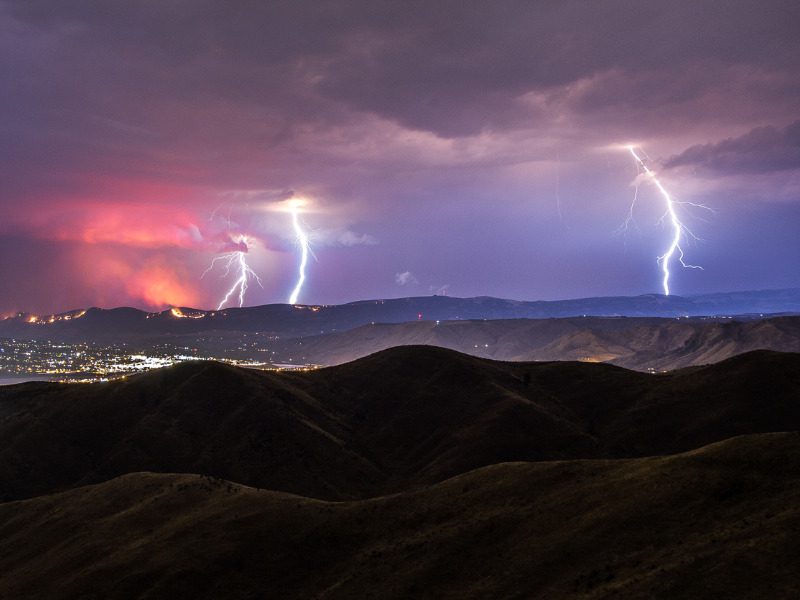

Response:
(0, 1), (799, 312)
(666, 120), (800, 174)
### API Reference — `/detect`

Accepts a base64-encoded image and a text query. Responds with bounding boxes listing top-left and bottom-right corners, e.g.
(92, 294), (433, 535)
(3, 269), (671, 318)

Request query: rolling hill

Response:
(272, 314), (800, 370)
(1, 432), (798, 599)
(2, 346), (800, 502)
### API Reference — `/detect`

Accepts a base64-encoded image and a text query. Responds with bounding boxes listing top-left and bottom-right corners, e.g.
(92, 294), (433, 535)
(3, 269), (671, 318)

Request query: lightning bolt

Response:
(614, 173), (640, 241)
(626, 146), (711, 296)
(202, 236), (263, 310)
(288, 202), (310, 305)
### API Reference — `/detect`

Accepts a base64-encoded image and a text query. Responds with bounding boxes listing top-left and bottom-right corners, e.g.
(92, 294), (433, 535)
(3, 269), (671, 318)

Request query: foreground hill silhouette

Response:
(2, 346), (800, 502)
(1, 433), (799, 599)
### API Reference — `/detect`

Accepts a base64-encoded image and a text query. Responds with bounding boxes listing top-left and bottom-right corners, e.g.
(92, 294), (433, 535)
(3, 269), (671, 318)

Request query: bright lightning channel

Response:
(202, 236), (263, 310)
(626, 146), (707, 297)
(288, 201), (310, 305)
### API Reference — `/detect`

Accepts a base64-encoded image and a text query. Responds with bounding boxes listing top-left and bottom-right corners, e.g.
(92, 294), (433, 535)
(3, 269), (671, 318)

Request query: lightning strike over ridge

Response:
(202, 235), (263, 310)
(626, 145), (708, 296)
(288, 200), (310, 305)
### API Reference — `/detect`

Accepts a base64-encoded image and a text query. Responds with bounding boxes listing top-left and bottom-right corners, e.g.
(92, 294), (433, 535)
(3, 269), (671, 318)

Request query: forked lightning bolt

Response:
(626, 146), (710, 296)
(202, 236), (263, 310)
(288, 202), (310, 305)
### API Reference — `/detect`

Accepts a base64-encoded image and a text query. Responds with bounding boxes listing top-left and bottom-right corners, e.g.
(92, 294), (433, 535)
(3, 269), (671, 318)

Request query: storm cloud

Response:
(1, 1), (799, 312)
(666, 120), (800, 174)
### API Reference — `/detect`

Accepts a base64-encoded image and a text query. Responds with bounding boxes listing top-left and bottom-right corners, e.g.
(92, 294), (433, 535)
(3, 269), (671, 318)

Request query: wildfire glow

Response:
(20, 309), (87, 325)
(170, 307), (206, 319)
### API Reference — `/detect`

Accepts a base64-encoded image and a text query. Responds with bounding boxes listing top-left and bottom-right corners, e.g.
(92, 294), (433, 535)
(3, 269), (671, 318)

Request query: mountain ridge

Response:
(3, 287), (800, 342)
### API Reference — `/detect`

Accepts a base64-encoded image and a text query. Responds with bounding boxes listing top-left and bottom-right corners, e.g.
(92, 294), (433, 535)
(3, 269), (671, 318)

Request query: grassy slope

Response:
(1, 347), (800, 502)
(273, 316), (800, 370)
(1, 432), (799, 599)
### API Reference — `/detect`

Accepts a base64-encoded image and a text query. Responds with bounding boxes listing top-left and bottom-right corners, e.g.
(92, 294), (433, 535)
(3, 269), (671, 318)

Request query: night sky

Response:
(2, 1), (799, 314)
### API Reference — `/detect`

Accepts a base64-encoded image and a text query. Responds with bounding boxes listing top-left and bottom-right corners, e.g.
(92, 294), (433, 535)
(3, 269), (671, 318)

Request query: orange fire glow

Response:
(71, 247), (201, 310)
(170, 307), (206, 319)
(127, 263), (200, 308)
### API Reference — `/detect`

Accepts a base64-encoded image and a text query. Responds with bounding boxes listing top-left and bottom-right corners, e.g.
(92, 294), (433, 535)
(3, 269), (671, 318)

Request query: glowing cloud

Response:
(395, 271), (418, 286)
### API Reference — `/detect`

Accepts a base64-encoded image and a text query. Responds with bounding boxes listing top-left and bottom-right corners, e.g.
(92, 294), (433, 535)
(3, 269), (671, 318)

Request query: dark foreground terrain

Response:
(3, 347), (800, 502)
(1, 434), (799, 599)
(1, 347), (799, 598)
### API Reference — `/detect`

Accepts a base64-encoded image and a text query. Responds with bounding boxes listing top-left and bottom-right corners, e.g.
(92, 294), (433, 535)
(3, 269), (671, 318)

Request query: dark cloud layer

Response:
(1, 1), (799, 312)
(666, 120), (800, 174)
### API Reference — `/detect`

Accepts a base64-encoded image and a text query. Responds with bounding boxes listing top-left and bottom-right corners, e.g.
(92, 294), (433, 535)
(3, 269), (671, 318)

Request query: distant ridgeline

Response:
(2, 288), (800, 343)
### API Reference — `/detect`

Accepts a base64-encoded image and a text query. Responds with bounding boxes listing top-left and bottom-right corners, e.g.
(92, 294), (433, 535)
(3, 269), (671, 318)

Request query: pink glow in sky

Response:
(1, 1), (799, 312)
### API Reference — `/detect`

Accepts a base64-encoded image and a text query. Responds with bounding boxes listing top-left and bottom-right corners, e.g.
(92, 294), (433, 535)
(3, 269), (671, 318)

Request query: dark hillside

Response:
(1, 433), (798, 599)
(1, 347), (799, 502)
